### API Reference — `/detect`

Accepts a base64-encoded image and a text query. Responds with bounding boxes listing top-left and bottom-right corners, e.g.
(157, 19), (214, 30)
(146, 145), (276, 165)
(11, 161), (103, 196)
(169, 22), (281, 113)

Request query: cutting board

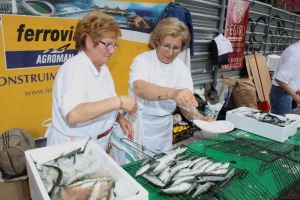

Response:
(245, 53), (272, 105)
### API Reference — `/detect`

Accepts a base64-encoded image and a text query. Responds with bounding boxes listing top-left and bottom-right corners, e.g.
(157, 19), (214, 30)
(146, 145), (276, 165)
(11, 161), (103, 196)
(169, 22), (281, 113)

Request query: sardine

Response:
(204, 162), (222, 172)
(42, 164), (63, 199)
(188, 157), (207, 168)
(197, 175), (228, 183)
(197, 168), (228, 176)
(192, 182), (214, 198)
(197, 168), (236, 183)
(135, 163), (151, 177)
(153, 159), (176, 175)
(141, 156), (157, 166)
(142, 174), (165, 188)
(157, 147), (181, 163)
(223, 168), (236, 182)
(163, 146), (187, 156)
(195, 160), (213, 173)
(216, 162), (230, 169)
(186, 181), (199, 195)
(148, 161), (159, 171)
(175, 168), (192, 177)
(192, 158), (210, 170)
(170, 158), (191, 173)
(51, 138), (91, 164)
(176, 152), (193, 161)
(158, 166), (170, 182)
(174, 168), (203, 178)
(209, 168), (229, 175)
(163, 169), (180, 185)
(54, 179), (97, 200)
(171, 175), (195, 186)
(162, 182), (191, 194)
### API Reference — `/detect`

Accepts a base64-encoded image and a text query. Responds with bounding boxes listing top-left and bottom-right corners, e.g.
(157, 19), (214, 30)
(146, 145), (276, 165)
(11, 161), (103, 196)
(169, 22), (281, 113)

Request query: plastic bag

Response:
(109, 110), (146, 165)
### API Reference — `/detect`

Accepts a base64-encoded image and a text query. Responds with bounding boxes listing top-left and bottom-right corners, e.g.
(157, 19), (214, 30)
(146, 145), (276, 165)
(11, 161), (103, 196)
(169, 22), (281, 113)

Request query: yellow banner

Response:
(0, 15), (150, 138)
(0, 15), (77, 138)
(0, 0), (171, 138)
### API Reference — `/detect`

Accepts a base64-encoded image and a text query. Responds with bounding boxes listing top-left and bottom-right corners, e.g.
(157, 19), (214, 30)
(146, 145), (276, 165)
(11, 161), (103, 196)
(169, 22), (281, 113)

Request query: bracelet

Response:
(118, 96), (123, 110)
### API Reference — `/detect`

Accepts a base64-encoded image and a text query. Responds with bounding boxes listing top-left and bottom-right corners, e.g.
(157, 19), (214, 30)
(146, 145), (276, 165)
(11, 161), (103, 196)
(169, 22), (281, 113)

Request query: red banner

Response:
(281, 0), (300, 9)
(221, 0), (250, 70)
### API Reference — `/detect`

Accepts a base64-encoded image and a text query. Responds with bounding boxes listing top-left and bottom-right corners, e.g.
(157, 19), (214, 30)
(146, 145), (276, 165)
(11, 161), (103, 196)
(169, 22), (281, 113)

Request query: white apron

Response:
(142, 112), (174, 156)
(128, 50), (194, 157)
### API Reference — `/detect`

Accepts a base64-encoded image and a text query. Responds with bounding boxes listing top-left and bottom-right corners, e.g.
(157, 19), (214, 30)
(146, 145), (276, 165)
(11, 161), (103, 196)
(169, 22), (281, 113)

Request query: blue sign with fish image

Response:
(5, 0), (167, 34)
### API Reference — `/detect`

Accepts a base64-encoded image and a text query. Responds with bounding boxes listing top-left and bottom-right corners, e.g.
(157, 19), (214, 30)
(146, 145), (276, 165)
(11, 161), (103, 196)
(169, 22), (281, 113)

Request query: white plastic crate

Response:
(226, 106), (298, 142)
(25, 140), (148, 200)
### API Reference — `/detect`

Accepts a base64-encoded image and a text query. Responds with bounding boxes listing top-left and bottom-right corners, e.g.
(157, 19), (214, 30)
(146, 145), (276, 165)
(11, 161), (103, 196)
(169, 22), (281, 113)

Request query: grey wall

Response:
(175, 0), (300, 88)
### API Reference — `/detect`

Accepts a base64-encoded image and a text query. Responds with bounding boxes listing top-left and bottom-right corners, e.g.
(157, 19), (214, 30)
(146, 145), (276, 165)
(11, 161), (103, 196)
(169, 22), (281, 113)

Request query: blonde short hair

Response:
(149, 18), (190, 51)
(73, 11), (121, 51)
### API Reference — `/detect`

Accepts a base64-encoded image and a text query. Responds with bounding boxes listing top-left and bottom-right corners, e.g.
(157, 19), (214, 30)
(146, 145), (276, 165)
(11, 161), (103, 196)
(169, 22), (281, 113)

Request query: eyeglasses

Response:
(99, 40), (119, 50)
(160, 43), (182, 53)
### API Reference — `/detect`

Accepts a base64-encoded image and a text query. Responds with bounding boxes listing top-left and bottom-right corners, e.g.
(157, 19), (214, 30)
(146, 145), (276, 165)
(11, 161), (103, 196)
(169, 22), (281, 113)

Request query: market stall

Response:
(123, 120), (300, 199)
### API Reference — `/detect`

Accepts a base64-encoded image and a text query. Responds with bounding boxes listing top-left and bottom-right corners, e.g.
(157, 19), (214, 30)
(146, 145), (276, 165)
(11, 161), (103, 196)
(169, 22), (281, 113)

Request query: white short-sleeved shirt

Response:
(128, 49), (193, 154)
(129, 49), (194, 115)
(46, 51), (118, 146)
(272, 41), (300, 92)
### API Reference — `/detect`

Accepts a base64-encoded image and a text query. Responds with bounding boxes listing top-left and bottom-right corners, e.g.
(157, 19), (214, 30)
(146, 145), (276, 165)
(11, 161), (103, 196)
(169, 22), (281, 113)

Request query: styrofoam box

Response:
(25, 140), (148, 200)
(226, 106), (298, 142)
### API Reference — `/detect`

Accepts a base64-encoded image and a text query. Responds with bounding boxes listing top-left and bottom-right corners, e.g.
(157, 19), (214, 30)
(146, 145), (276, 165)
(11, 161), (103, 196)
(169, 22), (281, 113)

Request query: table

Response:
(123, 128), (300, 199)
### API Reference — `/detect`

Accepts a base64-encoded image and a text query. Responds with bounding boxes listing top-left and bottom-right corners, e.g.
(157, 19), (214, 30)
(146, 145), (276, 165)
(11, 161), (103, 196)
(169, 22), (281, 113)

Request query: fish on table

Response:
(162, 182), (192, 194)
(136, 146), (237, 198)
(34, 139), (123, 200)
(192, 182), (215, 198)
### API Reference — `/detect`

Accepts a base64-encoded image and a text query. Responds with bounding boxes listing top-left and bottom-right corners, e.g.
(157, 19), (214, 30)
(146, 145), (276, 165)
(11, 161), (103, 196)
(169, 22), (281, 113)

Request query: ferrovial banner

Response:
(2, 15), (78, 69)
(0, 0), (170, 138)
(0, 15), (78, 138)
(222, 0), (250, 70)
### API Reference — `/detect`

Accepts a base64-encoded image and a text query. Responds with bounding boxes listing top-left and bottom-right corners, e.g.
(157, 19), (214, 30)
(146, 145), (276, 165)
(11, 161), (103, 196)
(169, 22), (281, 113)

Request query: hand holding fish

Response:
(195, 113), (213, 122)
(179, 106), (213, 123)
(117, 114), (134, 140)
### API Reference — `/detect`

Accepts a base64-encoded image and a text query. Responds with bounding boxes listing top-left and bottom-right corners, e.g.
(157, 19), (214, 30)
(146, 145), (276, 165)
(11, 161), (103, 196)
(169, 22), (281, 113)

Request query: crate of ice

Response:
(226, 106), (298, 142)
(25, 139), (148, 200)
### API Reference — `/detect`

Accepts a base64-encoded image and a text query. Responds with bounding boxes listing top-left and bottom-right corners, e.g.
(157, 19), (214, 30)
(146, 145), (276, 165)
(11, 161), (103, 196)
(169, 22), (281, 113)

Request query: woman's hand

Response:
(119, 96), (138, 114)
(200, 115), (214, 122)
(192, 108), (213, 122)
(117, 114), (134, 140)
(172, 89), (198, 109)
(294, 94), (300, 104)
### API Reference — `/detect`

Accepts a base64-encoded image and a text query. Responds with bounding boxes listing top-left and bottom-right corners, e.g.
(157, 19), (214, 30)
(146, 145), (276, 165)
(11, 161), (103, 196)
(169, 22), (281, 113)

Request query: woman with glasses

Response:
(128, 17), (212, 156)
(45, 11), (138, 150)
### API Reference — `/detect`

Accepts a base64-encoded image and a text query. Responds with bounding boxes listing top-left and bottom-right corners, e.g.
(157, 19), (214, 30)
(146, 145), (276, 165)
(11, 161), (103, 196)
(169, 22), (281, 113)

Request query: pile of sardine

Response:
(33, 140), (118, 200)
(135, 146), (235, 198)
(233, 110), (295, 127)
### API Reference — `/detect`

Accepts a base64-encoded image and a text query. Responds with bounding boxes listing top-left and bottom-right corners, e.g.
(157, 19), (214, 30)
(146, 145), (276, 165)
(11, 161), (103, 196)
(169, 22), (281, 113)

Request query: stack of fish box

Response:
(226, 106), (298, 143)
(25, 140), (148, 200)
